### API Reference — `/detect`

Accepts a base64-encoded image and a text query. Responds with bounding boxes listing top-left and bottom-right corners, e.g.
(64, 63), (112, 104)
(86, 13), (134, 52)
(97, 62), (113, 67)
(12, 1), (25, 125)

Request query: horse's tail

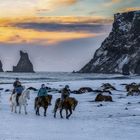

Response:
(34, 97), (38, 110)
(53, 98), (60, 113)
(73, 99), (78, 111)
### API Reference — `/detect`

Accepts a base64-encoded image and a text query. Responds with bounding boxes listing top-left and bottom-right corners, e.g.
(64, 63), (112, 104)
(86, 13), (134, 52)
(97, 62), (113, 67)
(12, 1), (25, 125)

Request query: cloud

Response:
(37, 0), (78, 12)
(118, 7), (140, 13)
(0, 16), (111, 45)
(103, 0), (122, 7)
(0, 24), (99, 45)
(0, 0), (36, 17)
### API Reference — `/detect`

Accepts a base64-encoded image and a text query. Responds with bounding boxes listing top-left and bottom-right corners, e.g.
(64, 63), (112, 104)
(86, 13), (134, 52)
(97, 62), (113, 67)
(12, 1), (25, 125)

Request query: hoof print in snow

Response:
(97, 104), (103, 107)
(125, 107), (128, 110)
(108, 115), (113, 118)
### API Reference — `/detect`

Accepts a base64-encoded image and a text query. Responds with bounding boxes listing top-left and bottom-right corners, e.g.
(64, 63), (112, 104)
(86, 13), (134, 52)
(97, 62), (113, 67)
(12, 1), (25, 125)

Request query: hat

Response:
(16, 78), (19, 80)
(65, 85), (69, 89)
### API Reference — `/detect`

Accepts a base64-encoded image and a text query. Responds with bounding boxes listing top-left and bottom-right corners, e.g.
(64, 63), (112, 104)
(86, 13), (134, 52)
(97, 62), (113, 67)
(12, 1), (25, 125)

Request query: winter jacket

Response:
(37, 88), (48, 97)
(15, 86), (24, 94)
(61, 88), (70, 100)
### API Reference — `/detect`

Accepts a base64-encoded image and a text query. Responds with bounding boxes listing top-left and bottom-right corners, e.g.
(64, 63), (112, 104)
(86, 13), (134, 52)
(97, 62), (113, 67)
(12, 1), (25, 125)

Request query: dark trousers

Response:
(16, 93), (21, 105)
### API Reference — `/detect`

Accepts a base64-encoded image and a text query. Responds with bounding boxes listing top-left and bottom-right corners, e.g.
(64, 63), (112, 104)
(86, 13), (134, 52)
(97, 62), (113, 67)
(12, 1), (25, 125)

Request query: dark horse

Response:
(34, 94), (52, 116)
(54, 97), (78, 119)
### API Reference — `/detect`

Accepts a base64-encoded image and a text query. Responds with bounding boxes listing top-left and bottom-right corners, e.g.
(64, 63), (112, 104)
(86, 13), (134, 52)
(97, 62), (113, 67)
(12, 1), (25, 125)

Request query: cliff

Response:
(79, 10), (140, 75)
(13, 51), (34, 73)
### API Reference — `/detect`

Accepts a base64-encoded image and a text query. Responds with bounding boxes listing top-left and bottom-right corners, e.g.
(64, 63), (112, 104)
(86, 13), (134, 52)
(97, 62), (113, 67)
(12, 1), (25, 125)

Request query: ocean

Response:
(0, 72), (138, 84)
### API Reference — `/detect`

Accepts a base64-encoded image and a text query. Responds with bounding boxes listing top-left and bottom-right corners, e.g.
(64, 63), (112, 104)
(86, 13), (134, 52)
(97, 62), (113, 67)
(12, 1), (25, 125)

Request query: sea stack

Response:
(79, 10), (140, 75)
(13, 51), (34, 73)
(0, 60), (3, 72)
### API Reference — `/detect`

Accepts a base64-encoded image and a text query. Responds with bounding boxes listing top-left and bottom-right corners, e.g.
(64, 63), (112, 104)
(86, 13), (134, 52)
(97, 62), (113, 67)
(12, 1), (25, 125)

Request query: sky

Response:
(0, 0), (139, 72)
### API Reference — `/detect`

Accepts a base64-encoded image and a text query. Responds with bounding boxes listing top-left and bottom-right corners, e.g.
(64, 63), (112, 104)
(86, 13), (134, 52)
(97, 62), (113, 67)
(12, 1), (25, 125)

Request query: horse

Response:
(34, 94), (52, 116)
(53, 97), (78, 119)
(10, 89), (30, 114)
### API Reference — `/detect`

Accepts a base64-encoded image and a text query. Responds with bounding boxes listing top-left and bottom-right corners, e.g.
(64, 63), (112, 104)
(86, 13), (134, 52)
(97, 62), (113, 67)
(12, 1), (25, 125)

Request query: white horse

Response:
(11, 89), (30, 114)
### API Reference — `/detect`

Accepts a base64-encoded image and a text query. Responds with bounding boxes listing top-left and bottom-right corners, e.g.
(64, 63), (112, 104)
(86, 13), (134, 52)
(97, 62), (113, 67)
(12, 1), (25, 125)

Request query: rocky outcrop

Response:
(79, 10), (140, 75)
(13, 51), (34, 73)
(0, 60), (3, 72)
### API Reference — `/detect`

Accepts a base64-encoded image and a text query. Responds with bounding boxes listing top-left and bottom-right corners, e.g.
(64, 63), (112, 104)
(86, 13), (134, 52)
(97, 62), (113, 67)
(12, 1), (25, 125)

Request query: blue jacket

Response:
(15, 86), (24, 94)
(37, 88), (48, 97)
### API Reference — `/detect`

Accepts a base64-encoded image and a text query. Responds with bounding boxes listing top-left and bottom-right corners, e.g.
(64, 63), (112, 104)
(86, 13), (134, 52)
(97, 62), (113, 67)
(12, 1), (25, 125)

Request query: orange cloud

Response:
(52, 0), (77, 5)
(119, 7), (140, 13)
(37, 0), (78, 12)
(103, 0), (122, 7)
(0, 26), (99, 45)
(0, 16), (110, 45)
(0, 16), (112, 25)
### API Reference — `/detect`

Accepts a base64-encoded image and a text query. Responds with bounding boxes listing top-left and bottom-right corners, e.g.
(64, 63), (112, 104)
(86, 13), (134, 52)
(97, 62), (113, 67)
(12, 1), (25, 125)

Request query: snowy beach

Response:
(0, 72), (140, 140)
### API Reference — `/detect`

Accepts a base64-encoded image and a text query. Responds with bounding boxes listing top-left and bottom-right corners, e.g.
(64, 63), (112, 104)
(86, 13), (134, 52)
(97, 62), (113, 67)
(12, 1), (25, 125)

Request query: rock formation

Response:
(13, 51), (34, 73)
(0, 60), (3, 72)
(79, 10), (140, 75)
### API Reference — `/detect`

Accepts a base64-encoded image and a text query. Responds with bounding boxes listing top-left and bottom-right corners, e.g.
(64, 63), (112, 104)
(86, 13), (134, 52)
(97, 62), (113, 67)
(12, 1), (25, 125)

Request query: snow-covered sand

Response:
(1, 79), (140, 140)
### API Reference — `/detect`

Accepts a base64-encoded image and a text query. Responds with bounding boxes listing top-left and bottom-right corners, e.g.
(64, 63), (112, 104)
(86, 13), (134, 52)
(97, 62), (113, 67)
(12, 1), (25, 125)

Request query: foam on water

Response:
(0, 72), (139, 84)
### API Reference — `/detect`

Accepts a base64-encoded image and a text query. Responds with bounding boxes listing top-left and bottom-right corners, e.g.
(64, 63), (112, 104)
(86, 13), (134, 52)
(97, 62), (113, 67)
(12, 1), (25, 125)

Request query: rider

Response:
(60, 85), (71, 102)
(37, 84), (49, 104)
(15, 84), (24, 105)
(37, 84), (48, 97)
(12, 78), (21, 94)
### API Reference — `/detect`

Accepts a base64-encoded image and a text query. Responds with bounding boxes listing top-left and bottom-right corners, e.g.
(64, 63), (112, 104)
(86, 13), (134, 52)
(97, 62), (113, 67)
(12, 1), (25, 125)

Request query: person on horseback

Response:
(15, 85), (24, 105)
(59, 85), (71, 108)
(37, 84), (48, 97)
(61, 85), (71, 101)
(37, 84), (48, 103)
(12, 78), (21, 94)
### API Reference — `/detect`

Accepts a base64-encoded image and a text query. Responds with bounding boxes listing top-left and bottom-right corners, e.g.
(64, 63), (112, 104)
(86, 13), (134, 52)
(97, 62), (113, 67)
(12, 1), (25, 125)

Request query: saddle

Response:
(59, 97), (69, 108)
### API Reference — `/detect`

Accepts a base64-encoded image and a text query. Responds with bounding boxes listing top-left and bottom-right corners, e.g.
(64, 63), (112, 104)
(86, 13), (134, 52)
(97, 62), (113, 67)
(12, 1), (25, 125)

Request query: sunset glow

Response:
(0, 0), (139, 71)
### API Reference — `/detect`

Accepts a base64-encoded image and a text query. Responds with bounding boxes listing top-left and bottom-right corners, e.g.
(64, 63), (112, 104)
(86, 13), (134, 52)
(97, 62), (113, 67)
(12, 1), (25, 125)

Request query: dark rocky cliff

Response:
(79, 10), (140, 75)
(13, 51), (34, 73)
(0, 60), (3, 72)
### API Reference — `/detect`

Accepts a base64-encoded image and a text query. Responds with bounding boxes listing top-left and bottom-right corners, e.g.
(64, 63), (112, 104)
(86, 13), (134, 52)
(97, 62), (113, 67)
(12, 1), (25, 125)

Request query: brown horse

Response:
(34, 94), (52, 116)
(54, 97), (78, 119)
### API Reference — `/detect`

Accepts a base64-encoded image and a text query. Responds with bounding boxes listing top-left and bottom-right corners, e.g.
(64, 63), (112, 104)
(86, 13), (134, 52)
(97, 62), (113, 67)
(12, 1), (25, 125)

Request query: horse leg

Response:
(66, 109), (68, 119)
(36, 107), (40, 116)
(44, 107), (47, 117)
(35, 107), (38, 115)
(66, 108), (72, 119)
(24, 105), (27, 115)
(11, 104), (13, 112)
(53, 104), (58, 118)
(60, 109), (63, 119)
(15, 105), (17, 113)
(19, 105), (21, 114)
